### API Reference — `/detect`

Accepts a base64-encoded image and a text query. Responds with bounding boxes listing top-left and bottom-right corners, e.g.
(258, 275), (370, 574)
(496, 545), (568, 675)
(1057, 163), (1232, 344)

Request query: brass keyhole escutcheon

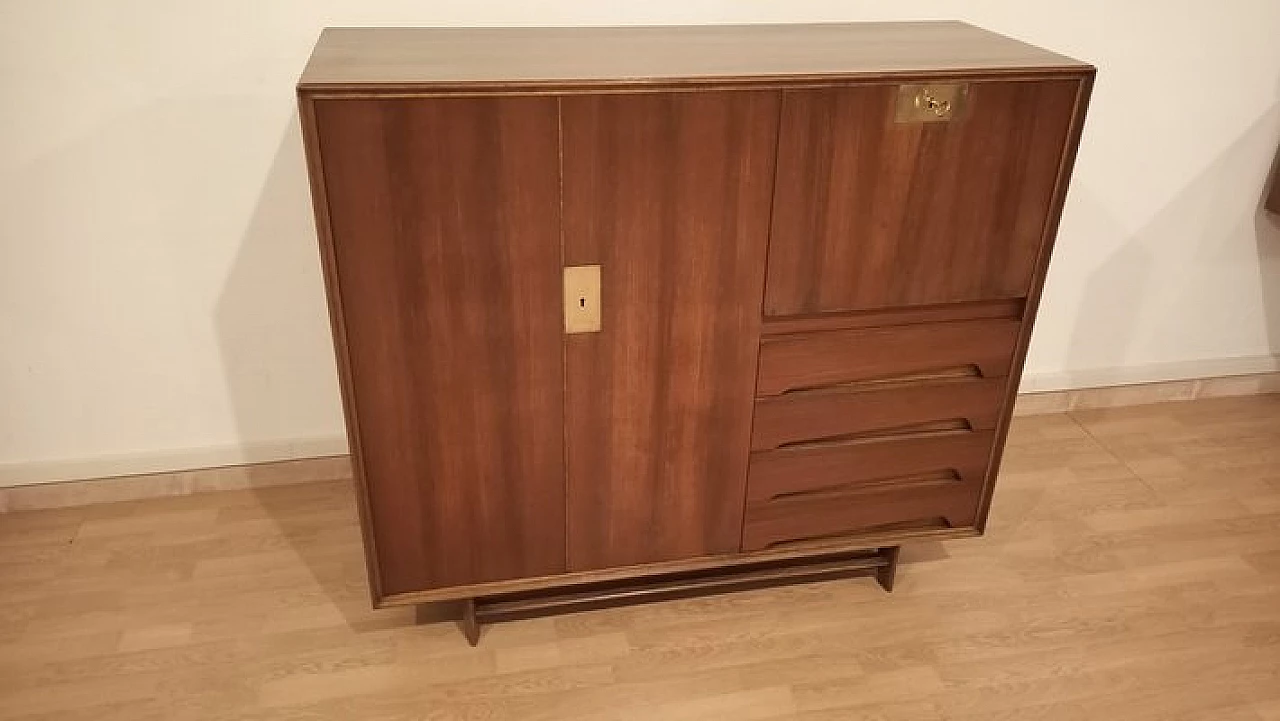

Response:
(916, 92), (951, 118)
(895, 83), (967, 123)
(564, 265), (602, 334)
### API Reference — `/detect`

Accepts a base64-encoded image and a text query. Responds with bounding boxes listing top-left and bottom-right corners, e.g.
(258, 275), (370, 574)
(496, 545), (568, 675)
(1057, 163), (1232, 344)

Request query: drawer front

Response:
(756, 318), (1019, 396)
(742, 430), (994, 550)
(747, 429), (993, 503)
(742, 482), (980, 551)
(750, 376), (1004, 452)
(765, 79), (1081, 315)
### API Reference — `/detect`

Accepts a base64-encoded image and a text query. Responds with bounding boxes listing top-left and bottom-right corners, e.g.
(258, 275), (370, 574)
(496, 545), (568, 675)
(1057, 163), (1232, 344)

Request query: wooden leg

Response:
(461, 598), (480, 646)
(452, 547), (901, 642)
(875, 546), (901, 593)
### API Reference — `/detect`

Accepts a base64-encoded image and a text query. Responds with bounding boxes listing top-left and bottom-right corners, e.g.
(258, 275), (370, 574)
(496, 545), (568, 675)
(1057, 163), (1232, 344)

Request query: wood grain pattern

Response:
(751, 377), (1005, 451)
(311, 97), (566, 595)
(295, 25), (1094, 612)
(5, 398), (1279, 720)
(756, 318), (1020, 397)
(765, 79), (1080, 315)
(973, 74), (1094, 534)
(743, 430), (995, 550)
(380, 526), (974, 605)
(742, 481), (980, 551)
(747, 430), (995, 505)
(298, 93), (394, 608)
(760, 298), (1023, 336)
(561, 91), (779, 571)
(299, 23), (1089, 89)
(471, 548), (894, 632)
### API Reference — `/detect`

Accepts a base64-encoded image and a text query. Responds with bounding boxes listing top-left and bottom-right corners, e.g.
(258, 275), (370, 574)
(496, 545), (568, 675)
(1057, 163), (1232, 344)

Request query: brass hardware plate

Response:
(564, 265), (601, 334)
(895, 83), (968, 123)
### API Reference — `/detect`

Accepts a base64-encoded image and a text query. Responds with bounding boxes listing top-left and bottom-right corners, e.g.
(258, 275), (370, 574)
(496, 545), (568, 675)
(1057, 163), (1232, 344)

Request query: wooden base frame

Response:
(431, 546), (901, 646)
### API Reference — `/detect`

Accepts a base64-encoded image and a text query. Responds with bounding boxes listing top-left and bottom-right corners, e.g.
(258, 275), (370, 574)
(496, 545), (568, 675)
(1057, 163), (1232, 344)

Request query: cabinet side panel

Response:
(562, 91), (780, 570)
(313, 97), (566, 594)
(299, 94), (384, 601)
(977, 74), (1095, 531)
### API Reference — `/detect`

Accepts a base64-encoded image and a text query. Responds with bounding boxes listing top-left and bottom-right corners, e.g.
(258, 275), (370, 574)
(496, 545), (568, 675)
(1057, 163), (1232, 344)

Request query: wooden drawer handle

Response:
(769, 470), (961, 503)
(763, 517), (954, 551)
(774, 418), (973, 451)
(779, 364), (983, 396)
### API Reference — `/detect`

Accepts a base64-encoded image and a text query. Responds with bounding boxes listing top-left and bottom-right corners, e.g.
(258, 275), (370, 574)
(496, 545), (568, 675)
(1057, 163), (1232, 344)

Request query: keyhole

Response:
(579, 297), (586, 308)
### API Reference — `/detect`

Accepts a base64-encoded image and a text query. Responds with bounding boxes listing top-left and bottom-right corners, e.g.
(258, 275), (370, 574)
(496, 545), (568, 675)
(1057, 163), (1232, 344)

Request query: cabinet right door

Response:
(765, 79), (1082, 317)
(560, 91), (779, 571)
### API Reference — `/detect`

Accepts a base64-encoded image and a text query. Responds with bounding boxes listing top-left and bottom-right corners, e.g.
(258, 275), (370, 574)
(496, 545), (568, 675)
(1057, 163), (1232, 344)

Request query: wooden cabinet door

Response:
(311, 97), (565, 596)
(561, 91), (780, 571)
(765, 79), (1082, 316)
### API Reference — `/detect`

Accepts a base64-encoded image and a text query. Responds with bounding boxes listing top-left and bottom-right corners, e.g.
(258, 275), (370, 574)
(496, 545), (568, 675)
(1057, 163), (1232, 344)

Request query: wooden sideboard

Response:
(298, 22), (1093, 642)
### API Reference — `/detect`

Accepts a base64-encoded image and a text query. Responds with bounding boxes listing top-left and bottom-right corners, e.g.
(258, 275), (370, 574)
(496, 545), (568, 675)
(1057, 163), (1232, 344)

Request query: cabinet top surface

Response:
(298, 22), (1089, 89)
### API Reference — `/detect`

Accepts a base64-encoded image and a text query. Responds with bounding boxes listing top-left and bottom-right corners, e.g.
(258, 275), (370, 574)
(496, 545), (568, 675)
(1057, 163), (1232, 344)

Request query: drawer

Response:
(747, 429), (994, 503)
(742, 481), (980, 551)
(742, 427), (988, 548)
(756, 318), (1019, 396)
(742, 430), (993, 550)
(750, 376), (1005, 452)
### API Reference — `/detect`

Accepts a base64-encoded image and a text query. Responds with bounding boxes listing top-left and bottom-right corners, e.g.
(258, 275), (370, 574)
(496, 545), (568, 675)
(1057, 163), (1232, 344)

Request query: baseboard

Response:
(0, 455), (352, 513)
(1013, 370), (1280, 416)
(0, 436), (350, 488)
(1017, 354), (1280, 393)
(2, 363), (1278, 513)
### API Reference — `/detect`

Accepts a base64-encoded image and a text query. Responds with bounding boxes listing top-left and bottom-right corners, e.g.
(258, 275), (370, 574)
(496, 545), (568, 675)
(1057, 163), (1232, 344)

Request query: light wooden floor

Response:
(3, 395), (1280, 720)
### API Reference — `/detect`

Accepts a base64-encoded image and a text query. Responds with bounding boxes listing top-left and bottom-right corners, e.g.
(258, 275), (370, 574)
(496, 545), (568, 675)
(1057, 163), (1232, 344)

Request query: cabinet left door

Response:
(307, 97), (566, 597)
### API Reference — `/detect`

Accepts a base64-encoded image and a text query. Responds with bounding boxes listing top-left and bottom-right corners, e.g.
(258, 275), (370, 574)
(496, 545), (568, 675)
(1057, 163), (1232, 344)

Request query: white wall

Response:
(3, 1), (1280, 485)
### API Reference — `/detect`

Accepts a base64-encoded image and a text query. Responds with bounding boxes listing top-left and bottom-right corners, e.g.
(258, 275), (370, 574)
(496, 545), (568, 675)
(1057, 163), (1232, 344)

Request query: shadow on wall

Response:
(1067, 102), (1280, 376)
(1256, 136), (1280, 357)
(215, 113), (410, 629)
(1062, 188), (1152, 374)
